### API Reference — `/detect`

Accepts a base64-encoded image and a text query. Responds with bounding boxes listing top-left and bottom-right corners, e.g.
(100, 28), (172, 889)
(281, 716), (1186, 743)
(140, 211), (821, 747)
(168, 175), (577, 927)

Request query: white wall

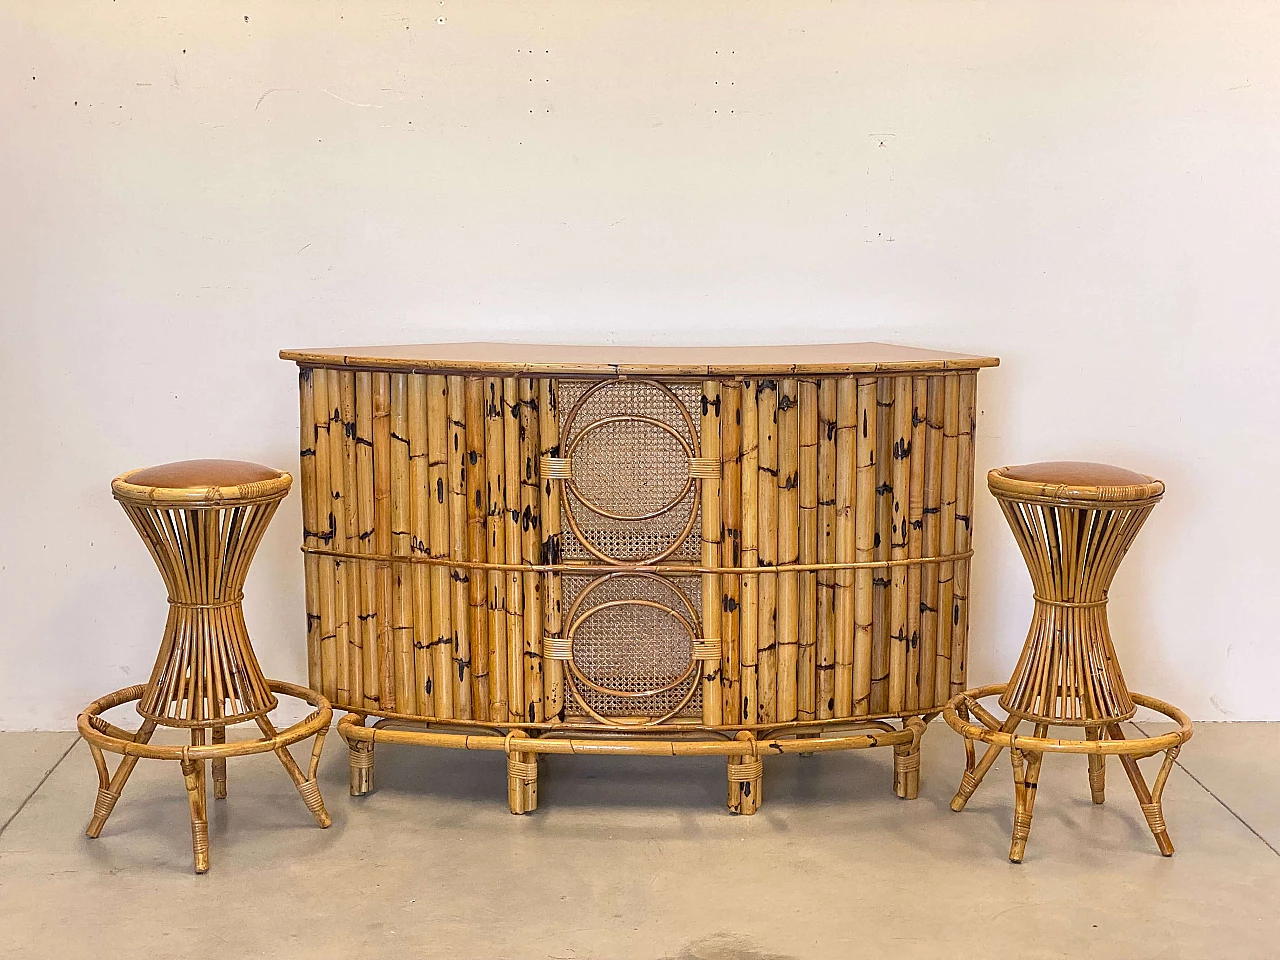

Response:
(3, 1), (1278, 729)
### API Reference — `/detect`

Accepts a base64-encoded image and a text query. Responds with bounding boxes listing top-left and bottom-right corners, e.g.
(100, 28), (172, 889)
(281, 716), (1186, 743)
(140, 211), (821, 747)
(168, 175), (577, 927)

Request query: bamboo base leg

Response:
(349, 739), (375, 797)
(180, 758), (210, 874)
(727, 732), (762, 815)
(86, 719), (157, 838)
(1008, 744), (1044, 864)
(1109, 724), (1178, 856)
(506, 732), (538, 815)
(211, 725), (228, 800)
(951, 714), (1020, 812)
(255, 715), (332, 829)
(1086, 725), (1105, 804)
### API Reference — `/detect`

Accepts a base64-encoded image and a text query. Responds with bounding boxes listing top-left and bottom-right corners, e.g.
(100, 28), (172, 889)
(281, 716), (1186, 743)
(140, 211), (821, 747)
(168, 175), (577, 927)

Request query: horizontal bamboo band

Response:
(692, 639), (722, 660)
(539, 456), (572, 478)
(687, 458), (721, 479)
(1032, 594), (1109, 609)
(543, 636), (573, 660)
(301, 546), (973, 575)
(727, 758), (764, 781)
(167, 595), (244, 610)
(507, 758), (538, 782)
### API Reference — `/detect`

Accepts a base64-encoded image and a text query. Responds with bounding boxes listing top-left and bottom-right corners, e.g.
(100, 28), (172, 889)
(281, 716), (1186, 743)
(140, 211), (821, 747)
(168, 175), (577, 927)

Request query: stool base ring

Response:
(77, 680), (333, 874)
(943, 685), (1192, 863)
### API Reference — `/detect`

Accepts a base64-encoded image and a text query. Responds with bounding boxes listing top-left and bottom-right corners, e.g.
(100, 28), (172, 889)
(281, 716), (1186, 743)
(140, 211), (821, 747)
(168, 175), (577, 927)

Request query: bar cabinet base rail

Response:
(283, 343), (999, 814)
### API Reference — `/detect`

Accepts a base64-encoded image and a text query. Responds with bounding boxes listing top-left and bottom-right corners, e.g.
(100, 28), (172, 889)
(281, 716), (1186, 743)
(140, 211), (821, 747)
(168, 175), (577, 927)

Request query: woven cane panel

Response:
(557, 379), (702, 563)
(562, 573), (703, 719)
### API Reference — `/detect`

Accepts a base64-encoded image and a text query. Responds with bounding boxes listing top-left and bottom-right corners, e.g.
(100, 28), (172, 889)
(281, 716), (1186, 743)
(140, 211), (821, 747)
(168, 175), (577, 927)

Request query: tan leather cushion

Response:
(999, 461), (1154, 488)
(125, 459), (283, 489)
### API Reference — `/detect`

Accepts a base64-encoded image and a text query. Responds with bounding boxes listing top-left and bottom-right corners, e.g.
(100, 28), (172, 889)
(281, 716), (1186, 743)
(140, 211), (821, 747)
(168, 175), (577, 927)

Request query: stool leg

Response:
(951, 713), (1019, 812)
(255, 715), (332, 828)
(1008, 734), (1045, 864)
(211, 725), (228, 800)
(180, 757), (209, 874)
(1086, 724), (1106, 804)
(1108, 724), (1178, 856)
(86, 719), (157, 838)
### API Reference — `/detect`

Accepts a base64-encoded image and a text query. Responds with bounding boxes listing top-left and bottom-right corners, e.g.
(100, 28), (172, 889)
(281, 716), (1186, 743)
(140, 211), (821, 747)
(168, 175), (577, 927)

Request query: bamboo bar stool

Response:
(78, 460), (332, 873)
(944, 462), (1192, 862)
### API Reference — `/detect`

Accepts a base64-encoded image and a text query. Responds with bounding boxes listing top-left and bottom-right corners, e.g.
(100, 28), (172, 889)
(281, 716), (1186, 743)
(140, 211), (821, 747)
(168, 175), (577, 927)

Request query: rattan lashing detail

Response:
(727, 758), (764, 782)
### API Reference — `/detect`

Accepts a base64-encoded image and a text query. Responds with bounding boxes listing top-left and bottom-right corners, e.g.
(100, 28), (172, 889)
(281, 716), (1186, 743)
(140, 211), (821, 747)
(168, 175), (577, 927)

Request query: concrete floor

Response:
(0, 721), (1276, 959)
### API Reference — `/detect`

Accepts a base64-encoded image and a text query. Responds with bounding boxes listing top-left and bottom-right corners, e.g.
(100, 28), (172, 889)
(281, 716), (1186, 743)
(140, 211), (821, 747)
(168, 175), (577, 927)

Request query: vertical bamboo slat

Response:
(797, 379), (819, 722)
(538, 378), (564, 723)
(905, 376), (926, 712)
(331, 370), (358, 708)
(518, 378), (544, 725)
(700, 381), (724, 726)
(393, 374), (418, 715)
(852, 378), (877, 716)
(425, 375), (454, 719)
(406, 374), (432, 716)
(719, 383), (743, 725)
(756, 379), (778, 724)
(298, 370), (322, 693)
(888, 376), (912, 714)
(919, 376), (943, 709)
(502, 377), (524, 724)
(949, 372), (977, 697)
(372, 373), (395, 711)
(484, 377), (510, 722)
(775, 378), (799, 723)
(312, 369), (337, 699)
(935, 372), (960, 705)
(870, 377), (892, 715)
(355, 372), (379, 712)
(465, 377), (490, 720)
(833, 377), (856, 717)
(816, 379), (837, 719)
(447, 376), (473, 719)
(739, 380), (760, 726)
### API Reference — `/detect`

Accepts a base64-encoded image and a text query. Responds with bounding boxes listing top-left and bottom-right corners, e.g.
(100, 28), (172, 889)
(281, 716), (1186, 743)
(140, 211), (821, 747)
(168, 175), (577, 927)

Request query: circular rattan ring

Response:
(78, 680), (332, 761)
(943, 684), (1193, 756)
(564, 415), (696, 522)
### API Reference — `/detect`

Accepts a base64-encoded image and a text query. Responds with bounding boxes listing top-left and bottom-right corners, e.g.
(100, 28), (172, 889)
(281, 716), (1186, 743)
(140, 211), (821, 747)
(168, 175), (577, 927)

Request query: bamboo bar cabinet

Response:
(280, 343), (999, 814)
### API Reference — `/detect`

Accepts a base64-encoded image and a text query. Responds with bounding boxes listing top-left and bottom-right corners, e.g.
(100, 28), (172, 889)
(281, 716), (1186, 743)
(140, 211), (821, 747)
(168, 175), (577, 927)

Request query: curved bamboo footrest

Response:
(943, 685), (1192, 862)
(336, 711), (927, 815)
(78, 680), (333, 874)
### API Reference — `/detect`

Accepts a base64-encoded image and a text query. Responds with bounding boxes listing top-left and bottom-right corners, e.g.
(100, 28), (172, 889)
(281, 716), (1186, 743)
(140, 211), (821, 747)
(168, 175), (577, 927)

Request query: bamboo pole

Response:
(334, 369), (360, 707)
(775, 378), (799, 723)
(484, 377), (510, 722)
(372, 373), (395, 712)
(298, 369), (322, 693)
(311, 367), (337, 699)
(502, 377), (525, 723)
(719, 382), (743, 725)
(519, 378), (544, 725)
(538, 378), (564, 722)
(756, 378), (778, 724)
(393, 374), (418, 714)
(816, 378), (837, 719)
(919, 375), (943, 709)
(905, 376), (926, 712)
(833, 377), (856, 717)
(888, 376), (912, 714)
(700, 380), (723, 726)
(935, 372), (960, 705)
(870, 376), (891, 715)
(950, 372), (978, 698)
(739, 379), (760, 726)
(852, 378), (877, 716)
(448, 376), (473, 719)
(465, 377), (491, 721)
(406, 373), (432, 717)
(355, 372), (380, 713)
(797, 379), (818, 722)
(426, 374), (454, 719)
